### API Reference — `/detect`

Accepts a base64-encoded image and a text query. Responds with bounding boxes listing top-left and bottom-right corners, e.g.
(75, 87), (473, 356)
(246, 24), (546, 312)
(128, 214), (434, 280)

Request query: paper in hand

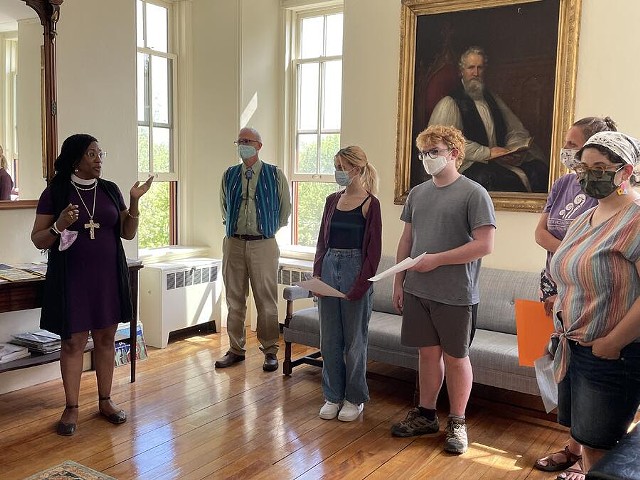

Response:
(295, 278), (346, 298)
(534, 354), (558, 413)
(368, 253), (426, 282)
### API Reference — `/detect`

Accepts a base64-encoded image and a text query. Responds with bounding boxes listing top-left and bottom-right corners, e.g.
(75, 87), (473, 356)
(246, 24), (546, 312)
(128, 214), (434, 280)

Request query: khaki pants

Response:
(222, 236), (280, 355)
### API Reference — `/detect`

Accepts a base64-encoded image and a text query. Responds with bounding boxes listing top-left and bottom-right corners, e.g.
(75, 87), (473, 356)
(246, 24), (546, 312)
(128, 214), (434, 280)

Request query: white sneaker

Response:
(338, 400), (363, 422)
(319, 401), (341, 420)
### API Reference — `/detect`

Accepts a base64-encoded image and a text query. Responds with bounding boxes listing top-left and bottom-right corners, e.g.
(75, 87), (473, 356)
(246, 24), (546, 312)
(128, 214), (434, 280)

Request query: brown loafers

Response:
(263, 353), (278, 372)
(215, 351), (245, 368)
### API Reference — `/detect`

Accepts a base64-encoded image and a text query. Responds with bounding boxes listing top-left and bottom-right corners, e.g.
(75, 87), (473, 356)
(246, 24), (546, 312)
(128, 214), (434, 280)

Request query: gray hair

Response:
(459, 46), (487, 70)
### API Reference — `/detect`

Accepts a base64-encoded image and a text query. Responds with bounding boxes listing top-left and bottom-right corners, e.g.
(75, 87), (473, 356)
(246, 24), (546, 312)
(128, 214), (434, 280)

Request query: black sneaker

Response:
(444, 417), (468, 454)
(391, 408), (440, 437)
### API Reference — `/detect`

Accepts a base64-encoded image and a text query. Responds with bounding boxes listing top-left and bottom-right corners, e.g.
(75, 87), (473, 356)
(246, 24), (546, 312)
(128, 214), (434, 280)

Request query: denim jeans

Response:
(318, 248), (373, 405)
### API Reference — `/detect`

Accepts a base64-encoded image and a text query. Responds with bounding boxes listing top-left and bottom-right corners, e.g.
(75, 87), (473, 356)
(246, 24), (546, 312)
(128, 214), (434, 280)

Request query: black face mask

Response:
(578, 169), (621, 199)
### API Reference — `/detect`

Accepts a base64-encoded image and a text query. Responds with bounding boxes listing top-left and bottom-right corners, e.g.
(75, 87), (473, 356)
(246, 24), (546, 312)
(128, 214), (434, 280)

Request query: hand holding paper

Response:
(295, 278), (346, 298)
(368, 253), (426, 282)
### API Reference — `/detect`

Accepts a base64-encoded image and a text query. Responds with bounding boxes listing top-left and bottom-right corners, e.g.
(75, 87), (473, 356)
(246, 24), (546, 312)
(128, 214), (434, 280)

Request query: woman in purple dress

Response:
(31, 134), (153, 436)
(533, 117), (616, 480)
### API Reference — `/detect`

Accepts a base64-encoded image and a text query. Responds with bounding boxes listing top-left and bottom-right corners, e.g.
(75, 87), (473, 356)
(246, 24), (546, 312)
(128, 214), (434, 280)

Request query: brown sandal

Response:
(534, 445), (582, 472)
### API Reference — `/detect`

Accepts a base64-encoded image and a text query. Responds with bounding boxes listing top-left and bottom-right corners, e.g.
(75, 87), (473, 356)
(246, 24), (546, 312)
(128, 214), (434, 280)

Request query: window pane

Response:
(152, 127), (171, 173)
(138, 181), (171, 248)
(322, 60), (342, 130)
(151, 56), (170, 125)
(298, 63), (319, 130)
(296, 134), (318, 174)
(146, 3), (168, 52)
(137, 53), (149, 123)
(300, 16), (323, 59)
(320, 134), (340, 174)
(138, 126), (150, 173)
(136, 0), (144, 48)
(325, 14), (343, 56)
(294, 182), (338, 247)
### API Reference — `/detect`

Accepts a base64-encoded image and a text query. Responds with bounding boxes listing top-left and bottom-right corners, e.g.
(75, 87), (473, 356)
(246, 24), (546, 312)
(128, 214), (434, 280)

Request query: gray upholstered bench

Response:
(282, 255), (541, 397)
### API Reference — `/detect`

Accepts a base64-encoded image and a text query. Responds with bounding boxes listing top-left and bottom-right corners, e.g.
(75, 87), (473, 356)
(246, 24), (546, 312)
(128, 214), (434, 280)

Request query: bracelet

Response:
(50, 221), (62, 235)
(127, 211), (140, 219)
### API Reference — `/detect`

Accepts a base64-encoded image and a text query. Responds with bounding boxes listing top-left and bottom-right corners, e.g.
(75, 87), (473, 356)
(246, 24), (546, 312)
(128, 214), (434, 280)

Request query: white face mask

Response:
(560, 148), (580, 170)
(422, 155), (449, 176)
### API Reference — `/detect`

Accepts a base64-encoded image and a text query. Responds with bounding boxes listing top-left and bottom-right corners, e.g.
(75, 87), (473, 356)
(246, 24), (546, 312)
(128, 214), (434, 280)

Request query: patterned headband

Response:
(580, 131), (640, 166)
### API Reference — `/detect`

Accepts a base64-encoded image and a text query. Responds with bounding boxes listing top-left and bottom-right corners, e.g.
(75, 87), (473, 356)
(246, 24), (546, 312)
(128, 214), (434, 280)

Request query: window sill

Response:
(138, 246), (213, 265)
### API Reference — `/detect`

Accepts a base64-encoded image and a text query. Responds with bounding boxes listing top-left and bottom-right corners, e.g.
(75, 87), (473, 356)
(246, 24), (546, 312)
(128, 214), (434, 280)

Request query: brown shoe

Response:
(263, 353), (278, 372)
(215, 351), (245, 368)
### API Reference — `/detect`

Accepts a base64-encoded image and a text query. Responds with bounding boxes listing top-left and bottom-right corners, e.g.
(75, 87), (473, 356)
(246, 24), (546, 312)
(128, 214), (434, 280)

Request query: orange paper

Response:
(514, 299), (555, 367)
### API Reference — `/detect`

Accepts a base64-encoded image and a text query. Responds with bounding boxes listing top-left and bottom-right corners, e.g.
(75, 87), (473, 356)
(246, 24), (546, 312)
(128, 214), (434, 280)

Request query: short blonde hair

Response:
(335, 145), (379, 195)
(416, 125), (466, 168)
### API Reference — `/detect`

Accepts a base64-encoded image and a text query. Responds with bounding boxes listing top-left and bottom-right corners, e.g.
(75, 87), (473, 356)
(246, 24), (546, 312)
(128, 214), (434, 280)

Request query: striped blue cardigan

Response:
(224, 162), (280, 238)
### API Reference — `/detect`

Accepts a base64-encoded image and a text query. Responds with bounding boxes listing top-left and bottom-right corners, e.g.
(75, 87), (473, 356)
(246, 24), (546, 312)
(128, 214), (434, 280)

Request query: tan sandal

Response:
(534, 445), (582, 472)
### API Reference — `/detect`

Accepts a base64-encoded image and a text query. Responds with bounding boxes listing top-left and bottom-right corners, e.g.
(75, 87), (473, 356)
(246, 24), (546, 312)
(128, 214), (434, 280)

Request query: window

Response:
(287, 9), (343, 247)
(136, 0), (177, 248)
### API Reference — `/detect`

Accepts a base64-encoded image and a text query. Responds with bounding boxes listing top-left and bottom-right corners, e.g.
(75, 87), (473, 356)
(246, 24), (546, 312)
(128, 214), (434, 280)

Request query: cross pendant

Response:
(84, 218), (100, 240)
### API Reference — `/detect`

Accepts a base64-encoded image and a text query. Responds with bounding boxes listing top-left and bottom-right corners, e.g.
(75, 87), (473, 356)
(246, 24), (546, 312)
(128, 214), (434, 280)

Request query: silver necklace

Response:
(71, 182), (100, 240)
(70, 174), (97, 191)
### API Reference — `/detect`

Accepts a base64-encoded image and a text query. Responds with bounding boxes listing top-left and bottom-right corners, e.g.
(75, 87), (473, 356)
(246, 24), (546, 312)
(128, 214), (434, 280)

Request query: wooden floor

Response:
(0, 328), (576, 479)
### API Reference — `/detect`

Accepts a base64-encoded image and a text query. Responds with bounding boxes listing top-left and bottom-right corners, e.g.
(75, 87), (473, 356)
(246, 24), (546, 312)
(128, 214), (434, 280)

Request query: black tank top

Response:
(328, 196), (369, 248)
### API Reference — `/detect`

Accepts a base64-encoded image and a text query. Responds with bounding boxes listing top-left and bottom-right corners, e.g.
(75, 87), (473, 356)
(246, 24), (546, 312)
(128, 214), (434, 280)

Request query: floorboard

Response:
(0, 328), (606, 479)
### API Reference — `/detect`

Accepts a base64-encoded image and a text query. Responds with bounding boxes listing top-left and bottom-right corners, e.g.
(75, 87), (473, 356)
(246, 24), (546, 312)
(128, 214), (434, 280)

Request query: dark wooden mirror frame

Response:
(0, 0), (61, 210)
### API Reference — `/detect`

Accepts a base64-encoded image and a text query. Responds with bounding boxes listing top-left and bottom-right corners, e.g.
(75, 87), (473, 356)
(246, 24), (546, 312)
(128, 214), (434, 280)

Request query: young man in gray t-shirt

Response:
(391, 125), (496, 454)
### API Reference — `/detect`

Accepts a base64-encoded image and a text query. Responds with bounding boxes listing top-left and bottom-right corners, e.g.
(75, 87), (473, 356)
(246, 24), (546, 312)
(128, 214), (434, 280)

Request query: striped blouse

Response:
(549, 199), (640, 382)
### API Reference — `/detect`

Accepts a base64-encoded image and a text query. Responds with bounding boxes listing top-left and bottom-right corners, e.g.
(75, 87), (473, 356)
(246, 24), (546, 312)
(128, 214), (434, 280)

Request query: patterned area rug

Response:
(23, 460), (116, 480)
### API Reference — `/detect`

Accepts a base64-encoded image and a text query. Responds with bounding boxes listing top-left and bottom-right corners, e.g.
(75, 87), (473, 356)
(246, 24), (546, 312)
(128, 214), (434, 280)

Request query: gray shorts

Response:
(400, 292), (476, 358)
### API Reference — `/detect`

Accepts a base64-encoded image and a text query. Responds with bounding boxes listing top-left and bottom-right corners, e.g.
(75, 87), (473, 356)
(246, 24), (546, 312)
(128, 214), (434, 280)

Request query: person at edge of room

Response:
(549, 131), (640, 477)
(0, 145), (14, 200)
(313, 146), (382, 422)
(216, 127), (291, 372)
(390, 125), (496, 454)
(31, 134), (153, 436)
(533, 116), (617, 480)
(428, 46), (549, 193)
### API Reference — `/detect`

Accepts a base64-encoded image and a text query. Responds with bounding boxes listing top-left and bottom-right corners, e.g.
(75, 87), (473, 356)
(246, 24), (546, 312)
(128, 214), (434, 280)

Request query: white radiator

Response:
(139, 258), (222, 348)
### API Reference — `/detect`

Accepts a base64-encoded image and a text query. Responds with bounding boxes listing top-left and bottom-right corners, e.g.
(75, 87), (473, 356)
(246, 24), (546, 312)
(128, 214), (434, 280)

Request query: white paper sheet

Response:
(368, 253), (426, 282)
(534, 354), (558, 413)
(295, 278), (346, 298)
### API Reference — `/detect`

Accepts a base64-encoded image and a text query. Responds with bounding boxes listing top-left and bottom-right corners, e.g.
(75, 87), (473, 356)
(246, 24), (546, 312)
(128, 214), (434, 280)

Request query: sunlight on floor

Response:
(466, 443), (523, 471)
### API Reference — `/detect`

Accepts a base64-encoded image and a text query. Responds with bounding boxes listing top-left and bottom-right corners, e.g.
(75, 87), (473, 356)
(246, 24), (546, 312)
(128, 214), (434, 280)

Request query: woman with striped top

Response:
(549, 131), (640, 476)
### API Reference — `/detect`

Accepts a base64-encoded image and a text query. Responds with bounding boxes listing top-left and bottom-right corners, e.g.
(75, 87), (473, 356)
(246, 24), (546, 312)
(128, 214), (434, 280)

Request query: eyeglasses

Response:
(418, 147), (451, 160)
(86, 150), (107, 160)
(573, 163), (624, 179)
(234, 139), (257, 146)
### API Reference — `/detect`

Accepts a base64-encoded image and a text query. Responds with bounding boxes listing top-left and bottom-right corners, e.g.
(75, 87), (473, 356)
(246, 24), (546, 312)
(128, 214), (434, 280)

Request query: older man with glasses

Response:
(216, 127), (291, 372)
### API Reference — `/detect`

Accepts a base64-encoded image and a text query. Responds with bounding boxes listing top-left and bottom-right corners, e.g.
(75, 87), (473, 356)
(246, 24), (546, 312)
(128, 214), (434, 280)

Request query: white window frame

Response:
(137, 0), (178, 184)
(283, 5), (343, 250)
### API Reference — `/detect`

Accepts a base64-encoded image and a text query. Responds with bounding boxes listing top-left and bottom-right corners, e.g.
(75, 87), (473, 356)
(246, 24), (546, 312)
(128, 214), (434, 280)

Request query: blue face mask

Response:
(334, 169), (353, 187)
(238, 145), (257, 160)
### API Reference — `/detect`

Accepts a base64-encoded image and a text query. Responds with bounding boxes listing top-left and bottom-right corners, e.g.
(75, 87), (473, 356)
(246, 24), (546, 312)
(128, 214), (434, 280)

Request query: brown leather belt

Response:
(232, 234), (266, 241)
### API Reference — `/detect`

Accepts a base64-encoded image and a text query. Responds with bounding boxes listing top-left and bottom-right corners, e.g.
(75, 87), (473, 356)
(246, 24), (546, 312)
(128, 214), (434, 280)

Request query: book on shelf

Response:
(0, 343), (31, 363)
(0, 263), (45, 282)
(10, 329), (62, 354)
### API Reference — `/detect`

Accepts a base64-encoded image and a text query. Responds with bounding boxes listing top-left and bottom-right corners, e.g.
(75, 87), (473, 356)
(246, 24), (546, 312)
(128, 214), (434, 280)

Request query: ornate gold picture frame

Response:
(394, 0), (582, 212)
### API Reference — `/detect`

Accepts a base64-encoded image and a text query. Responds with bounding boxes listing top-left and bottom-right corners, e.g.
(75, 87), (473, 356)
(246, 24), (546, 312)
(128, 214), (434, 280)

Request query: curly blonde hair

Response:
(416, 125), (466, 169)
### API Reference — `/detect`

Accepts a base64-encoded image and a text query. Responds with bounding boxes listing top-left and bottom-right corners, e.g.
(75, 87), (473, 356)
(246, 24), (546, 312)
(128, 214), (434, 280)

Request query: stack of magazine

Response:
(10, 330), (61, 354)
(0, 343), (30, 363)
